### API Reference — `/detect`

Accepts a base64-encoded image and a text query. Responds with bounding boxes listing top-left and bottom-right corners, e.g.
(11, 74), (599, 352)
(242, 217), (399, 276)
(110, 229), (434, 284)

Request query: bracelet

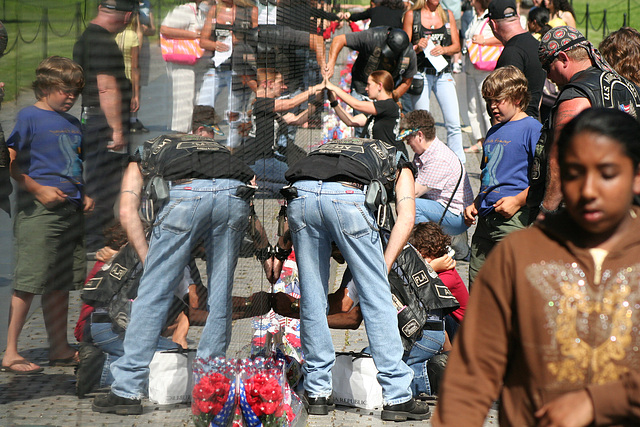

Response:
(330, 100), (339, 108)
(273, 244), (292, 261)
(290, 300), (300, 313)
(539, 203), (561, 215)
(255, 245), (273, 262)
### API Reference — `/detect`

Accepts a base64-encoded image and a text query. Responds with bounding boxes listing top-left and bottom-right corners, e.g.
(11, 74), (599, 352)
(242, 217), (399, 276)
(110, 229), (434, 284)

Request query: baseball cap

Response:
(487, 0), (518, 19)
(100, 0), (138, 12)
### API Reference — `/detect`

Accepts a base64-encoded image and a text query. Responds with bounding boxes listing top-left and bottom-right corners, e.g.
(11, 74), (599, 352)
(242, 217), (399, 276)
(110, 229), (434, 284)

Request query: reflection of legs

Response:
(2, 291), (39, 371)
(433, 73), (465, 163)
(227, 77), (252, 148)
(168, 62), (196, 133)
(43, 290), (76, 361)
(466, 70), (491, 142)
(198, 185), (249, 359)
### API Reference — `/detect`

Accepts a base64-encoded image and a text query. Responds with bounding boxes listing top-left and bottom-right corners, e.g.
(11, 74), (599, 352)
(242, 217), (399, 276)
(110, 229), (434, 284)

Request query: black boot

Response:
(302, 392), (335, 415)
(381, 398), (431, 421)
(76, 343), (106, 399)
(92, 391), (142, 415)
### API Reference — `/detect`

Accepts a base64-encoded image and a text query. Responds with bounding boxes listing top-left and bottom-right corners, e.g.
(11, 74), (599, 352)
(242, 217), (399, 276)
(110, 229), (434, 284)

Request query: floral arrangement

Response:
(192, 357), (304, 427)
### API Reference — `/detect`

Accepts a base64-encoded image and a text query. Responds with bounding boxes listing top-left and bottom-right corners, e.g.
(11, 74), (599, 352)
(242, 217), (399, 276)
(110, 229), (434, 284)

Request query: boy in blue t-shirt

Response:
(2, 56), (91, 374)
(464, 66), (542, 284)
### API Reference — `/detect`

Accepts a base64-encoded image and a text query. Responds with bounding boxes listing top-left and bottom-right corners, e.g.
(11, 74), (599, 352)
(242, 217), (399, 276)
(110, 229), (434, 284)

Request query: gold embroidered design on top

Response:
(526, 262), (640, 385)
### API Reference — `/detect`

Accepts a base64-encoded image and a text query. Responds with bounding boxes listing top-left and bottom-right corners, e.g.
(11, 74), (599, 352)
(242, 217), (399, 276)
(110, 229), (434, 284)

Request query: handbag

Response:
(332, 352), (383, 410)
(160, 4), (204, 65)
(466, 18), (503, 71)
(407, 75), (424, 95)
(148, 348), (196, 405)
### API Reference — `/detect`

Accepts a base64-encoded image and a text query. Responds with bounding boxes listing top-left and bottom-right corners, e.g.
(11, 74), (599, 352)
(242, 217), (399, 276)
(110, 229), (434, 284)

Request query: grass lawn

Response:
(0, 0), (636, 102)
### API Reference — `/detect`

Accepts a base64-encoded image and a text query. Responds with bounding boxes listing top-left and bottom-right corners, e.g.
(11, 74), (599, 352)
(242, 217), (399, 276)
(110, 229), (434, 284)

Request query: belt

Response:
(82, 106), (103, 116)
(421, 67), (451, 76)
(423, 321), (444, 331)
(170, 178), (194, 186)
(337, 181), (365, 190)
(90, 312), (111, 324)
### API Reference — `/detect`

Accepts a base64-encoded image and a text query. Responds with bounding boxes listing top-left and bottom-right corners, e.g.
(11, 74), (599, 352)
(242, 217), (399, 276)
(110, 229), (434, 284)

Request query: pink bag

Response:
(160, 4), (204, 66)
(466, 19), (503, 71)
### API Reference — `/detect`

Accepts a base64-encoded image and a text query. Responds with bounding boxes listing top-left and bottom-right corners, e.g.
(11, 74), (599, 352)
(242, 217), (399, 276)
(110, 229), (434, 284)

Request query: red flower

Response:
(192, 373), (232, 416)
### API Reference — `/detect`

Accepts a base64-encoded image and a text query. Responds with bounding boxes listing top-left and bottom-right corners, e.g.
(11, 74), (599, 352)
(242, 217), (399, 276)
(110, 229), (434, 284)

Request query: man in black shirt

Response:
(488, 0), (545, 120)
(73, 0), (135, 251)
(325, 27), (417, 99)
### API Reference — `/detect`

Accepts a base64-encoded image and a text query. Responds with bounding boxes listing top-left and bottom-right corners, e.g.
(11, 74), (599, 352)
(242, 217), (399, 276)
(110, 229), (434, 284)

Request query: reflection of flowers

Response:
(192, 373), (232, 427)
(243, 372), (292, 427)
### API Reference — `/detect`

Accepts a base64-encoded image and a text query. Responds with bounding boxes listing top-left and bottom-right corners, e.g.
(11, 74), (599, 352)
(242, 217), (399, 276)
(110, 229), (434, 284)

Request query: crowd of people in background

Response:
(2, 0), (640, 424)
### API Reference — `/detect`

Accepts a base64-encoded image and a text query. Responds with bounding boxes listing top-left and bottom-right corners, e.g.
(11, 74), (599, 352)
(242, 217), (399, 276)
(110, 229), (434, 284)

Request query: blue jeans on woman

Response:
(415, 198), (468, 236)
(401, 71), (465, 163)
(109, 179), (250, 400)
(90, 321), (178, 388)
(403, 325), (446, 396)
(287, 180), (414, 405)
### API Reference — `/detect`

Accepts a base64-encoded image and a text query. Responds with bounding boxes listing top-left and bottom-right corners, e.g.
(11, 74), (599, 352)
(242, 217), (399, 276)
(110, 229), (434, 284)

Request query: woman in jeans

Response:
(401, 0), (464, 163)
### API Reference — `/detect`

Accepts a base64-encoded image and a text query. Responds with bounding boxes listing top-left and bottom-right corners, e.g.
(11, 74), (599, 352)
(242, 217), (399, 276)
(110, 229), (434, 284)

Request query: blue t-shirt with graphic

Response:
(478, 116), (541, 217)
(7, 106), (83, 202)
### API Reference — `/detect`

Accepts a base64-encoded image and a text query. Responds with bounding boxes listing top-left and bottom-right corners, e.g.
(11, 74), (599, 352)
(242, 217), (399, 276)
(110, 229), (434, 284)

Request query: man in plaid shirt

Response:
(398, 110), (474, 239)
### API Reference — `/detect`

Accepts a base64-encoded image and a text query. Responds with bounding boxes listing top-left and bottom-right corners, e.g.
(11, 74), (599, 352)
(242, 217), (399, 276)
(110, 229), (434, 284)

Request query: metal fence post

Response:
(585, 3), (589, 40)
(42, 7), (48, 59)
(76, 3), (82, 39)
(602, 9), (607, 39)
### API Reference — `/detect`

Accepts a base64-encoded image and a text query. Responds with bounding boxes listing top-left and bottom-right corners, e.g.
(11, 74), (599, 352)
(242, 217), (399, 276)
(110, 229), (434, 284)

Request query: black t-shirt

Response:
(243, 97), (288, 164)
(365, 99), (400, 145)
(496, 32), (545, 120)
(131, 143), (254, 183)
(73, 24), (131, 110)
(346, 27), (418, 95)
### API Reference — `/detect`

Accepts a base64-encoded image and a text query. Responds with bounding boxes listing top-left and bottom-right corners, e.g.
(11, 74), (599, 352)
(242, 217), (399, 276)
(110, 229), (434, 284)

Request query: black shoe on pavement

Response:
(130, 119), (149, 133)
(381, 398), (431, 421)
(302, 392), (335, 415)
(76, 343), (106, 399)
(92, 391), (142, 415)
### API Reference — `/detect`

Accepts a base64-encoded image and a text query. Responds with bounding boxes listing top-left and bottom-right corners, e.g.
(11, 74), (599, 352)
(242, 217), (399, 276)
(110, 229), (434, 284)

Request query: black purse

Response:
(407, 76), (424, 95)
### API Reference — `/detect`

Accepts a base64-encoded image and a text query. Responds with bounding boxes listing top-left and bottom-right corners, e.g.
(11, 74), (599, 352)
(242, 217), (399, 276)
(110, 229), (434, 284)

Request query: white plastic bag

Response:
(148, 348), (195, 404)
(331, 352), (383, 410)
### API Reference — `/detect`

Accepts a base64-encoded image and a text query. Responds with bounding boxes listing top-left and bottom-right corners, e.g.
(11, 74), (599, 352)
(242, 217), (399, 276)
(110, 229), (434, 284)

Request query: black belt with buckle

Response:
(338, 181), (364, 190)
(90, 312), (111, 324)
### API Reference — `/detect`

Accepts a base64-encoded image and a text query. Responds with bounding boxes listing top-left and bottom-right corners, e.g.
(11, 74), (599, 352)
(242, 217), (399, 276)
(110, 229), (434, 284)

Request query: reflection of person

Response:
(530, 26), (640, 219)
(402, 0), (464, 163)
(92, 128), (256, 413)
(341, 0), (407, 29)
(325, 27), (417, 99)
(197, 0), (257, 148)
(283, 138), (430, 421)
(242, 69), (322, 193)
(73, 0), (136, 252)
(464, 66), (541, 284)
(398, 110), (474, 237)
(2, 56), (91, 374)
(434, 108), (640, 427)
(463, 0), (502, 153)
(325, 70), (405, 157)
(160, 0), (208, 133)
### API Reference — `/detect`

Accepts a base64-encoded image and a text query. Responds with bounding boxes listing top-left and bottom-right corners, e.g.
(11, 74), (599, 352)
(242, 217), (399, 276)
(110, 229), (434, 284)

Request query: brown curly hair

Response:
(599, 27), (640, 86)
(409, 222), (451, 259)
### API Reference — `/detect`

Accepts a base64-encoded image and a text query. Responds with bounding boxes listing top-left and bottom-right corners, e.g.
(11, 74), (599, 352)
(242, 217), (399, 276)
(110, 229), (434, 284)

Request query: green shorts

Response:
(13, 197), (86, 294)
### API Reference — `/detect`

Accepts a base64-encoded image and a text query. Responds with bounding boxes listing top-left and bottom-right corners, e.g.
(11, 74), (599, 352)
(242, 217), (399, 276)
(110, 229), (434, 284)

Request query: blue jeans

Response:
(401, 72), (465, 163)
(90, 321), (177, 388)
(414, 198), (468, 236)
(249, 157), (289, 195)
(403, 326), (445, 396)
(198, 68), (252, 148)
(109, 179), (250, 399)
(287, 180), (414, 405)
